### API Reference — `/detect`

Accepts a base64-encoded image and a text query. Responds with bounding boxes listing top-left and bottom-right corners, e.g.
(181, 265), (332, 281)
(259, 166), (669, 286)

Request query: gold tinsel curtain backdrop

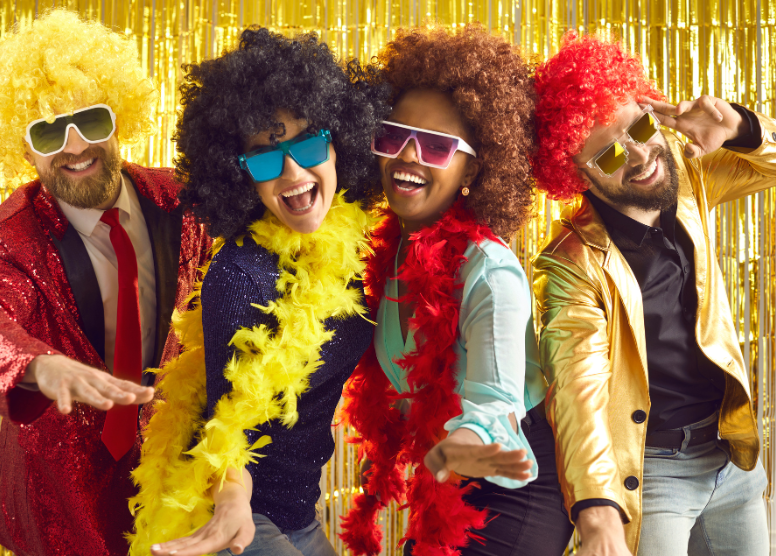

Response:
(0, 0), (775, 554)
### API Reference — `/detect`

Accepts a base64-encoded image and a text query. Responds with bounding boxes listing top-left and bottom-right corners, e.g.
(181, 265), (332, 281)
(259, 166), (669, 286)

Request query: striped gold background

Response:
(1, 0), (774, 554)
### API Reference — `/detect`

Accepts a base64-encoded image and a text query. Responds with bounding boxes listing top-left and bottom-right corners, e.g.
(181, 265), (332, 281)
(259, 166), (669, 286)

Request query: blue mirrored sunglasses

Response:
(238, 129), (332, 183)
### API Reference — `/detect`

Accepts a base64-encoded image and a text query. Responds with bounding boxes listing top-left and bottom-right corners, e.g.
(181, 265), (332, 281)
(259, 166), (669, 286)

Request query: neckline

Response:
(391, 238), (412, 349)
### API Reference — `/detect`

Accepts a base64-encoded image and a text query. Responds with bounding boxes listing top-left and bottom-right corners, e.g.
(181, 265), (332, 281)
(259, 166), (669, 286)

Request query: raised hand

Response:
(643, 95), (748, 159)
(26, 354), (154, 414)
(423, 428), (533, 483)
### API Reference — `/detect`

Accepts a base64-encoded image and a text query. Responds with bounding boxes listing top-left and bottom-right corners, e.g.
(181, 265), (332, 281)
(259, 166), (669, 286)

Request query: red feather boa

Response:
(340, 199), (501, 555)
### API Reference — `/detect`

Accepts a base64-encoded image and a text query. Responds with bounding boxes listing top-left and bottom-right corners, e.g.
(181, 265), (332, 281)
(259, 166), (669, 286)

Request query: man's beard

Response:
(589, 141), (679, 213)
(38, 146), (123, 209)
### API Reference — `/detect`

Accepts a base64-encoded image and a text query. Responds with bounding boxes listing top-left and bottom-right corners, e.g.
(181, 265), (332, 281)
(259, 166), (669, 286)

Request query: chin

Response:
(286, 215), (324, 235)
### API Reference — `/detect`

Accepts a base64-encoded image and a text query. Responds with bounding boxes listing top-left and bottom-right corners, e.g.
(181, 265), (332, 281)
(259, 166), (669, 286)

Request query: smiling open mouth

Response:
(281, 182), (318, 212)
(628, 158), (659, 185)
(392, 170), (428, 191)
(61, 158), (97, 172)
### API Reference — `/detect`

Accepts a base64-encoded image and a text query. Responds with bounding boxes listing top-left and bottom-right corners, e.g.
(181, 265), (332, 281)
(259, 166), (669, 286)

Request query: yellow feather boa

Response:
(128, 193), (372, 555)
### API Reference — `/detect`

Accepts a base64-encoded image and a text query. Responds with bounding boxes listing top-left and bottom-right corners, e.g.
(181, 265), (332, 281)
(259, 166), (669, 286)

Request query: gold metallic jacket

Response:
(532, 113), (776, 553)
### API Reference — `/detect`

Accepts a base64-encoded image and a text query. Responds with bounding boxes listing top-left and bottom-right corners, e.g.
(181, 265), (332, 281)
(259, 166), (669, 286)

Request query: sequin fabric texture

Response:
(0, 163), (210, 556)
(201, 238), (374, 531)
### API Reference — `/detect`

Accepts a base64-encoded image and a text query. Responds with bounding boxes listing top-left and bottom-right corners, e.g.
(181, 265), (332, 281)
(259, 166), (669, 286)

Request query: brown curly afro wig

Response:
(378, 24), (536, 238)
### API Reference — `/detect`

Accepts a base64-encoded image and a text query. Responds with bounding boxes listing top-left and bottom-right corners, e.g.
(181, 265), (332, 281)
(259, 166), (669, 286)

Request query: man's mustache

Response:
(623, 145), (665, 182)
(51, 147), (103, 169)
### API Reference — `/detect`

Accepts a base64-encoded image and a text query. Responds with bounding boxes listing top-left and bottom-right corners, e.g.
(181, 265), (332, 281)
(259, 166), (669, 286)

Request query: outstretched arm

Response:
(0, 256), (152, 422)
(428, 250), (537, 485)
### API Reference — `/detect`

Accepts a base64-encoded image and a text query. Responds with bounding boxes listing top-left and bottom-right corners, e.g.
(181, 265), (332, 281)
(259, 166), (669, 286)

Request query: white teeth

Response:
(281, 183), (315, 197)
(631, 160), (657, 181)
(290, 199), (315, 212)
(392, 171), (427, 185)
(65, 158), (96, 171)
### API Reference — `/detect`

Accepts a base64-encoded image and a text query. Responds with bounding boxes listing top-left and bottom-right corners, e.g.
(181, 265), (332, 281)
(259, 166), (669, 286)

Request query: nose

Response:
(61, 126), (90, 155)
(397, 138), (420, 164)
(625, 142), (651, 166)
(279, 154), (306, 181)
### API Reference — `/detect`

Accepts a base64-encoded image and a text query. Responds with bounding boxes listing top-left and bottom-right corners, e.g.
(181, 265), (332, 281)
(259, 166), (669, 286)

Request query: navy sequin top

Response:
(201, 237), (373, 531)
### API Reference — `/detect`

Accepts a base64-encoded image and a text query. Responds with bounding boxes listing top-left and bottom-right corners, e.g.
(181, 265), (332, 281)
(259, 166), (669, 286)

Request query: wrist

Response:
(24, 355), (50, 383)
(447, 427), (485, 446)
(213, 477), (251, 506)
(576, 505), (624, 538)
(727, 109), (747, 142)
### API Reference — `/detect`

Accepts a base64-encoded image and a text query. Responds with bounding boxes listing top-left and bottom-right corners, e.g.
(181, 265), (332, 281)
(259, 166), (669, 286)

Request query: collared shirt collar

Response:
(583, 190), (678, 247)
(58, 173), (132, 237)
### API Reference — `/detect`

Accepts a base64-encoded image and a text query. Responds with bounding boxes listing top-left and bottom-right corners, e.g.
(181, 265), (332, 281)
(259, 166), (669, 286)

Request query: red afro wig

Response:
(532, 31), (664, 201)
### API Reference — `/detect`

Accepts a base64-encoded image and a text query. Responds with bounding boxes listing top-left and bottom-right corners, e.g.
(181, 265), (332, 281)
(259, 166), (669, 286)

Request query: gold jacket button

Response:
(625, 476), (640, 490)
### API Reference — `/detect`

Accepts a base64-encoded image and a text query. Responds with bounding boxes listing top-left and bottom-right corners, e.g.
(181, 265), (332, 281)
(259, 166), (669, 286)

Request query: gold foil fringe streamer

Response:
(1, 1), (774, 554)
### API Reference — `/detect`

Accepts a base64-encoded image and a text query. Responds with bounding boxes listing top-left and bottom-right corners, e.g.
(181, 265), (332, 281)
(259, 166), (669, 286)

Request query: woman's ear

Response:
(461, 157), (483, 188)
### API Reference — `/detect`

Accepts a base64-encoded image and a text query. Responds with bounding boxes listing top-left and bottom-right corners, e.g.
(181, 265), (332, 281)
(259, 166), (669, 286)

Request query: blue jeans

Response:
(217, 514), (335, 556)
(637, 412), (768, 556)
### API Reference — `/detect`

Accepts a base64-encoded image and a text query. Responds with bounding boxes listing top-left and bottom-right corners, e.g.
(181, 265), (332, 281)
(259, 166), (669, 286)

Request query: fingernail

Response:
(151, 545), (160, 551)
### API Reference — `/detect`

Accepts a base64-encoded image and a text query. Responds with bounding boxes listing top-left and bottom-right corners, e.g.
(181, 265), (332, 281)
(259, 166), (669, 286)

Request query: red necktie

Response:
(100, 208), (142, 461)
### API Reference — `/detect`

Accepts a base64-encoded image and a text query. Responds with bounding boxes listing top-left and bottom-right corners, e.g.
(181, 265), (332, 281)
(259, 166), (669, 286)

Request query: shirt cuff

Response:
(722, 104), (763, 150)
(571, 499), (625, 523)
(456, 422), (494, 445)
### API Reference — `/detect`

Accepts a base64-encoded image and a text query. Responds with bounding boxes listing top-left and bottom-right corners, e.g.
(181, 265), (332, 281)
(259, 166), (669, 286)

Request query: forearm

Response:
(212, 467), (253, 506)
(547, 377), (623, 503)
(455, 262), (529, 448)
(534, 260), (626, 510)
(0, 325), (59, 422)
(0, 326), (59, 384)
(702, 111), (776, 206)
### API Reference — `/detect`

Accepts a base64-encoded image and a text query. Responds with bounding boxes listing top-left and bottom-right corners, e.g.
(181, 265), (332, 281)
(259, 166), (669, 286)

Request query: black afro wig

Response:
(175, 27), (390, 239)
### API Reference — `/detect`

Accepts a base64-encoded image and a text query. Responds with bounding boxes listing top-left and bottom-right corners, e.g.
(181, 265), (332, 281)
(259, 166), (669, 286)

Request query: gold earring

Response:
(461, 186), (470, 196)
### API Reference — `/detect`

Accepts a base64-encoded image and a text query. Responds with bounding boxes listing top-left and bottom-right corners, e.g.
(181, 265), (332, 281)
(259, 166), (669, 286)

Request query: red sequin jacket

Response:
(0, 163), (210, 556)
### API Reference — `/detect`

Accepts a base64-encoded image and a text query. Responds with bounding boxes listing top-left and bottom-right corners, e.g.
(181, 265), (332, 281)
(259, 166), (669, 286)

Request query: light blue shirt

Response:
(374, 238), (548, 489)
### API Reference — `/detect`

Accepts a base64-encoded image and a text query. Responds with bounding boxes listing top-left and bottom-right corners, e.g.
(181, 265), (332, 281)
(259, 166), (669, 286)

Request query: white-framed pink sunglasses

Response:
(371, 121), (477, 169)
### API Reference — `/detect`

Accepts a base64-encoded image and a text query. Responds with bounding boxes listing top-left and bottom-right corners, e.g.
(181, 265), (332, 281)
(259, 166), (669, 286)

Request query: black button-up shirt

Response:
(584, 193), (726, 433)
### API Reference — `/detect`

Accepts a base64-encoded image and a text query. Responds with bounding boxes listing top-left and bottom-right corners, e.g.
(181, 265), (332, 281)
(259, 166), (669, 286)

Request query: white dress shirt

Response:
(58, 173), (157, 372)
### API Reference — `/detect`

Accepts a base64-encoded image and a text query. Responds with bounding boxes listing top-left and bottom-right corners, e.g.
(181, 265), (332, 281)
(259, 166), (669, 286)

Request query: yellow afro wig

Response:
(0, 9), (158, 187)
